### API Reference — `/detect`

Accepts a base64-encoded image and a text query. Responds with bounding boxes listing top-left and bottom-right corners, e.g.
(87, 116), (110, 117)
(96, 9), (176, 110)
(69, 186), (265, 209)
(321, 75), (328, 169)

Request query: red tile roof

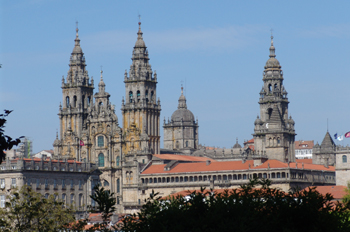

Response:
(141, 159), (335, 175)
(295, 159), (313, 164)
(244, 139), (254, 145)
(305, 185), (347, 200)
(295, 140), (314, 150)
(12, 158), (82, 164)
(153, 154), (216, 162)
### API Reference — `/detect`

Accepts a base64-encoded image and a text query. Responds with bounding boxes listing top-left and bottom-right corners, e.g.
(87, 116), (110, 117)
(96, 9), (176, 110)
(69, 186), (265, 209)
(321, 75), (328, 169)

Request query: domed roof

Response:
(171, 87), (195, 123)
(264, 36), (281, 69)
(254, 115), (263, 125)
(135, 22), (146, 48)
(72, 27), (83, 54)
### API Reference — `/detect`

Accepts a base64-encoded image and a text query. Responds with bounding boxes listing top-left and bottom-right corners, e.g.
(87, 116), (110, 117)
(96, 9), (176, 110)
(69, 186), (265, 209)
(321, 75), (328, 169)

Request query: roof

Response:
(294, 141), (314, 150)
(295, 159), (313, 164)
(12, 158), (82, 164)
(305, 185), (347, 200)
(141, 159), (335, 175)
(321, 132), (335, 148)
(153, 154), (216, 162)
(244, 139), (254, 145)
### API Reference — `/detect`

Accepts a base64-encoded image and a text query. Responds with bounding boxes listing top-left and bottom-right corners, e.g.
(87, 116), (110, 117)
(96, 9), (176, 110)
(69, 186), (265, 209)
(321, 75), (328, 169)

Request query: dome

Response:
(171, 87), (195, 123)
(135, 22), (146, 48)
(265, 57), (281, 69)
(254, 116), (263, 125)
(171, 108), (195, 123)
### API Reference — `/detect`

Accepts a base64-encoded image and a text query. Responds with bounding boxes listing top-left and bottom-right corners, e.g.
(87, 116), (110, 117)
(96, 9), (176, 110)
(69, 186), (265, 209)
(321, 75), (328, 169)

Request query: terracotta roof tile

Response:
(153, 154), (216, 162)
(142, 159), (335, 175)
(294, 140), (314, 150)
(304, 185), (347, 200)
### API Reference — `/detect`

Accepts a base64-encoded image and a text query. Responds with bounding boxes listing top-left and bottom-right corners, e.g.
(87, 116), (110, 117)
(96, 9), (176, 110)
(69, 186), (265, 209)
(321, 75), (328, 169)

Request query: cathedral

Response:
(52, 22), (335, 214)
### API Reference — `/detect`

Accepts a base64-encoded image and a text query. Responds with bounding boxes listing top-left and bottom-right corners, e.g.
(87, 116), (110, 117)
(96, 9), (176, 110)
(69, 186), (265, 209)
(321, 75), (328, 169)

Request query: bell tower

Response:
(253, 35), (296, 162)
(122, 21), (161, 161)
(55, 24), (94, 159)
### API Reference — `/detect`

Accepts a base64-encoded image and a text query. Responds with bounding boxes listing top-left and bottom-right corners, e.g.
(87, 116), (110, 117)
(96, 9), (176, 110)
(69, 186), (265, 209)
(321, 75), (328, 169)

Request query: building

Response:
(253, 36), (296, 163)
(163, 87), (199, 154)
(295, 140), (314, 159)
(0, 156), (100, 218)
(45, 23), (337, 214)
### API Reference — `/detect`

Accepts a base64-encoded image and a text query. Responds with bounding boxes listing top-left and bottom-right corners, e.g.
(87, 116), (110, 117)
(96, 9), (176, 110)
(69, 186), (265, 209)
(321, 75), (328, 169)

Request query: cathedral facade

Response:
(52, 23), (335, 214)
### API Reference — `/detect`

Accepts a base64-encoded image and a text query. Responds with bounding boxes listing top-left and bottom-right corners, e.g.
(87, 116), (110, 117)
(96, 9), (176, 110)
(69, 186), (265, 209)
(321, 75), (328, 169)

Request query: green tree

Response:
(343, 182), (350, 204)
(121, 179), (350, 232)
(0, 110), (23, 164)
(0, 185), (75, 232)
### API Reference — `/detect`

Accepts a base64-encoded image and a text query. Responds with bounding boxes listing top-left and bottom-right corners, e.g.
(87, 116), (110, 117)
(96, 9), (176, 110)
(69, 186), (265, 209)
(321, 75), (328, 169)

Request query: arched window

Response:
(343, 155), (347, 163)
(98, 136), (104, 147)
(73, 96), (77, 108)
(117, 179), (120, 193)
(274, 83), (278, 91)
(66, 96), (70, 107)
(137, 90), (140, 102)
(145, 90), (149, 103)
(268, 84), (272, 92)
(116, 156), (120, 166)
(151, 91), (154, 100)
(129, 91), (133, 103)
(98, 153), (104, 167)
(104, 180), (109, 186)
(87, 96), (91, 107)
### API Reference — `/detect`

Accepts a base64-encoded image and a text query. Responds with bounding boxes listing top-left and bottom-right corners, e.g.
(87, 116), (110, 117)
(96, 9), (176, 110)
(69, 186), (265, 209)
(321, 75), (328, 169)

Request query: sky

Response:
(1, 0), (350, 153)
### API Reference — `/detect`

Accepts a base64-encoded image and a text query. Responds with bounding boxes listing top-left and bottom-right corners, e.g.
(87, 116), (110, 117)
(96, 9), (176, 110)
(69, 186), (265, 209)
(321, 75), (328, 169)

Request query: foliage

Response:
(343, 182), (350, 204)
(70, 185), (118, 232)
(0, 110), (23, 164)
(0, 185), (75, 232)
(122, 179), (350, 232)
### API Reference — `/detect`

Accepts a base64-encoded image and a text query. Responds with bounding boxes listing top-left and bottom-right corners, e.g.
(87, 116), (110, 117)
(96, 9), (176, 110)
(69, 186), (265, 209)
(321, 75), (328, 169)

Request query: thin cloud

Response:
(298, 24), (350, 38)
(84, 25), (267, 54)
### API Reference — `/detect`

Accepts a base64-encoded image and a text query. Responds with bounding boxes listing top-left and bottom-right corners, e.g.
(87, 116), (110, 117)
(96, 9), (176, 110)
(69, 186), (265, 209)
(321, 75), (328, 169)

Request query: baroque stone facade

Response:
(253, 36), (296, 163)
(163, 87), (199, 154)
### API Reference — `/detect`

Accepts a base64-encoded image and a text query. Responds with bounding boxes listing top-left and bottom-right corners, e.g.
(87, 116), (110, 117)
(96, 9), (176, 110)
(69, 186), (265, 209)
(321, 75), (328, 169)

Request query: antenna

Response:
(327, 118), (329, 132)
(138, 13), (141, 23)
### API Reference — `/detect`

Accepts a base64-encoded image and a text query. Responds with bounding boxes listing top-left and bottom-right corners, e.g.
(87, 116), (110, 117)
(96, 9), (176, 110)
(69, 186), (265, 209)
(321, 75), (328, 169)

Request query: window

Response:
(79, 194), (83, 207)
(185, 141), (188, 147)
(117, 179), (120, 193)
(0, 195), (5, 208)
(268, 84), (272, 92)
(129, 91), (133, 103)
(45, 179), (48, 188)
(137, 90), (140, 102)
(70, 179), (74, 189)
(343, 155), (347, 163)
(70, 194), (74, 205)
(73, 96), (77, 107)
(151, 91), (154, 100)
(98, 153), (104, 167)
(117, 196), (120, 205)
(104, 180), (109, 186)
(79, 180), (82, 189)
(66, 96), (70, 107)
(87, 96), (91, 106)
(11, 178), (16, 188)
(116, 156), (120, 166)
(45, 193), (49, 199)
(0, 179), (5, 189)
(62, 179), (65, 188)
(98, 136), (104, 147)
(54, 179), (57, 189)
(36, 179), (40, 186)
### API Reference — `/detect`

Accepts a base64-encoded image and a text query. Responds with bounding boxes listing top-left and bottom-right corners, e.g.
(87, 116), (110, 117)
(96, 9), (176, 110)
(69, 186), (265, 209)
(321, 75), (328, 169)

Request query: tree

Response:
(343, 182), (350, 204)
(0, 110), (23, 164)
(121, 179), (350, 232)
(0, 185), (75, 232)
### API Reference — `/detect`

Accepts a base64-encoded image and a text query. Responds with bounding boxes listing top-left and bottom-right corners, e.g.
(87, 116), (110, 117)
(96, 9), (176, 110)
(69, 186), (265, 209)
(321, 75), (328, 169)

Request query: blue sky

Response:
(1, 0), (350, 153)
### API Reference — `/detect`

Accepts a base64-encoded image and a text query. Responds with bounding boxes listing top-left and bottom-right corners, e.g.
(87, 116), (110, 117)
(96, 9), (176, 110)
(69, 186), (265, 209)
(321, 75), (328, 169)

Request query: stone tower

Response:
(54, 26), (94, 159)
(122, 21), (161, 159)
(163, 87), (199, 153)
(312, 132), (336, 166)
(253, 36), (296, 162)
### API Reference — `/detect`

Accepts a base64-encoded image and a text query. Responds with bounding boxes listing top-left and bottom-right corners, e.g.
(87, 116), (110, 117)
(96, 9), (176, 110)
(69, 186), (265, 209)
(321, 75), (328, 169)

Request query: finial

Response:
(236, 137), (238, 144)
(76, 21), (79, 38)
(181, 84), (183, 95)
(100, 66), (103, 80)
(138, 14), (141, 25)
(269, 30), (276, 58)
(56, 129), (58, 139)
